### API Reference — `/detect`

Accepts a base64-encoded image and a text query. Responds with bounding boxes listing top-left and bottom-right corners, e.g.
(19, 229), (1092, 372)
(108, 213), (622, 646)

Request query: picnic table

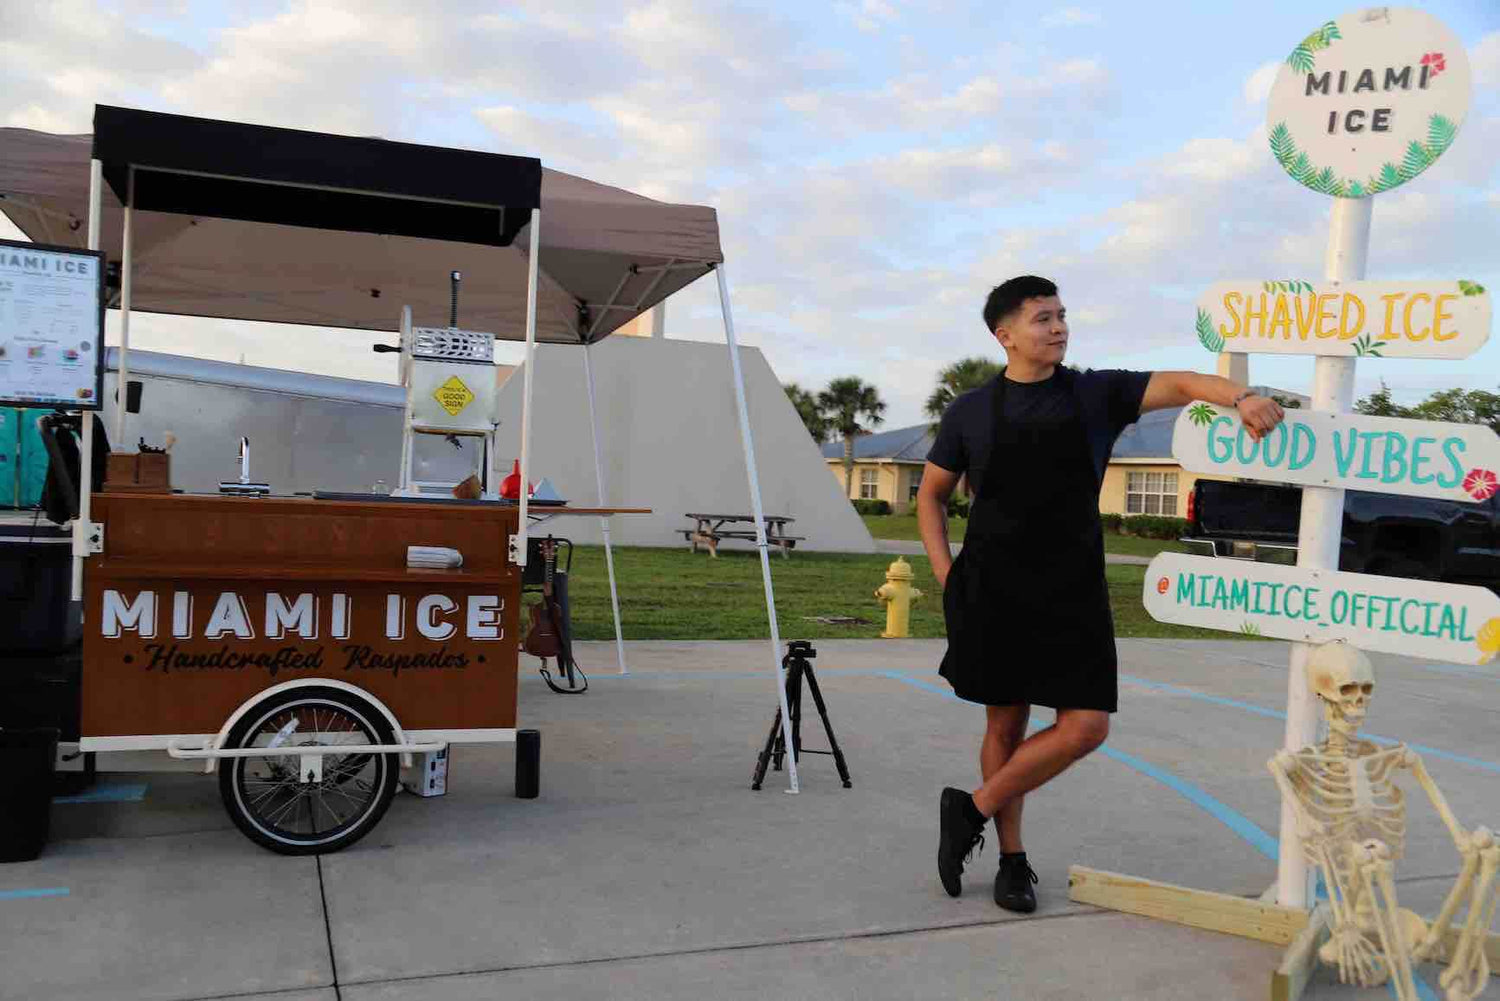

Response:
(681, 512), (804, 558)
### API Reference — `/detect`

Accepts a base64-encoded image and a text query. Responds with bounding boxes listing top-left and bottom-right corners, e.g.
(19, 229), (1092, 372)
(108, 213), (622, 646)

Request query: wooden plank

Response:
(1067, 866), (1309, 946)
(1270, 902), (1329, 1001)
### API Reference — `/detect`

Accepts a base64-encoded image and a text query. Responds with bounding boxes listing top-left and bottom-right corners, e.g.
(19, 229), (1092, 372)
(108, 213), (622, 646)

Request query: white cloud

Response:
(1, 4), (1495, 429)
(1472, 31), (1500, 91)
(1042, 7), (1101, 28)
(1243, 61), (1280, 106)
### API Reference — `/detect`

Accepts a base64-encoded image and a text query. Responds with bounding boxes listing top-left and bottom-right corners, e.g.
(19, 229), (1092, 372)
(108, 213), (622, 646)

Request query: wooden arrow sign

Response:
(1194, 280), (1490, 359)
(1172, 404), (1500, 504)
(1142, 553), (1500, 666)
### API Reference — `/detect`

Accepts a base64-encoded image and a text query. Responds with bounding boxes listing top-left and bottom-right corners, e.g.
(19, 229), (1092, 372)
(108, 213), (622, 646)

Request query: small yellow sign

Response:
(433, 375), (475, 416)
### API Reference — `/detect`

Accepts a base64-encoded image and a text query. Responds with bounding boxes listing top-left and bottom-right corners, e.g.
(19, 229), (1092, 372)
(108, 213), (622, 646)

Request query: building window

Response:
(859, 468), (879, 500)
(907, 470), (922, 503)
(1126, 471), (1178, 515)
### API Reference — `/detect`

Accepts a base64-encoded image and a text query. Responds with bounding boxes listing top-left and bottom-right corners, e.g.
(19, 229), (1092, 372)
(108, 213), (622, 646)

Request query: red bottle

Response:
(500, 460), (533, 500)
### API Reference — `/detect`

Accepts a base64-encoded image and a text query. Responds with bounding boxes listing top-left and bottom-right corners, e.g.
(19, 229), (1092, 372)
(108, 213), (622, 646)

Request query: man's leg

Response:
(971, 708), (1109, 818)
(981, 704), (1030, 853)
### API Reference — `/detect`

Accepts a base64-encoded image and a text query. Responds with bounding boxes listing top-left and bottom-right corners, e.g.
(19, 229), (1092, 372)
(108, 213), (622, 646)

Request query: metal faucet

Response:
(237, 436), (250, 485)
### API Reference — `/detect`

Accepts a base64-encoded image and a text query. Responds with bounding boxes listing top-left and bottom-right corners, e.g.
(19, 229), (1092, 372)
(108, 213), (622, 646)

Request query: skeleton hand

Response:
(1322, 925), (1389, 987)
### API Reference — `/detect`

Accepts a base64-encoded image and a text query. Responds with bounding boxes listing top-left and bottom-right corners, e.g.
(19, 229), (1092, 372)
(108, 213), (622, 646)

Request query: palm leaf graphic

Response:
(1196, 309), (1224, 353)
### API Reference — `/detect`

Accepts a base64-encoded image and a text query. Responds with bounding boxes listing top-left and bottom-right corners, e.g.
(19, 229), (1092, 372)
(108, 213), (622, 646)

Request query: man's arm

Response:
(917, 461), (961, 589)
(1141, 370), (1285, 441)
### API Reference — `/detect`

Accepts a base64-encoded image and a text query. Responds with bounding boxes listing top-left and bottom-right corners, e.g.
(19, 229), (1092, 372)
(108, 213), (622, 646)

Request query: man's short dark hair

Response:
(982, 276), (1058, 333)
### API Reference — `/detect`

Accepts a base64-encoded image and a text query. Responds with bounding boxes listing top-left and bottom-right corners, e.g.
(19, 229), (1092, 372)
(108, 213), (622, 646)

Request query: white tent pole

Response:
(72, 158), (104, 603)
(583, 341), (628, 675)
(114, 166), (133, 447)
(1275, 194), (1370, 909)
(716, 264), (799, 794)
(513, 207), (540, 569)
(396, 305), (413, 491)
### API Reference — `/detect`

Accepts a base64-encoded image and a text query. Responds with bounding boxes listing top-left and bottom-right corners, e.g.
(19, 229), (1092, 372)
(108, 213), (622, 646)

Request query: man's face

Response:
(994, 295), (1068, 366)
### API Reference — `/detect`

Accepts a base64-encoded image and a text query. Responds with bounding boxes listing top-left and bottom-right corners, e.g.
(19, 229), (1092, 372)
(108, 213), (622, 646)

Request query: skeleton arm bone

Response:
(1400, 748), (1468, 848)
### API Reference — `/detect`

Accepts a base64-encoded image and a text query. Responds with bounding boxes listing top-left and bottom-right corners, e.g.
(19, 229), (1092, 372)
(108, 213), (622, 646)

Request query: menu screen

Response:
(0, 239), (106, 410)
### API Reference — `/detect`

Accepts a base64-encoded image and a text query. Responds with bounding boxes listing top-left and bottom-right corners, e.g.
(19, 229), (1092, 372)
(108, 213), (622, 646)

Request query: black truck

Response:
(1185, 479), (1500, 594)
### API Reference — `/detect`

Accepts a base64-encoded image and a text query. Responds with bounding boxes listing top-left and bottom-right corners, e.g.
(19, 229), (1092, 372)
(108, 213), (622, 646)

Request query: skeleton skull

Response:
(1308, 641), (1375, 733)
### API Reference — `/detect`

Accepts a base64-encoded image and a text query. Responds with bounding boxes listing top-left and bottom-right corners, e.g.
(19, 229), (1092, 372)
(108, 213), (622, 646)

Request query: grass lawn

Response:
(555, 544), (1252, 642)
(857, 513), (1187, 559)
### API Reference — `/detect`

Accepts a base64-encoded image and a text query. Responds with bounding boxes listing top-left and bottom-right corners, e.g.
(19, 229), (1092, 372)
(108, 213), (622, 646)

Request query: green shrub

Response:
(852, 498), (892, 515)
(946, 495), (971, 518)
(1118, 515), (1190, 540)
(1099, 512), (1123, 532)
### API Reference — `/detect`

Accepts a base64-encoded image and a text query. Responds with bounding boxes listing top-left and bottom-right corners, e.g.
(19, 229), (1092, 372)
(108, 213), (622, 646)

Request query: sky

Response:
(2, 0), (1498, 431)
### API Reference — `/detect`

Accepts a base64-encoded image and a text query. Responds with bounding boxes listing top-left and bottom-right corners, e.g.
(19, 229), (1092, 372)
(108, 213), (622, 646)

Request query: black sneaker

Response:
(937, 787), (985, 898)
(994, 853), (1038, 913)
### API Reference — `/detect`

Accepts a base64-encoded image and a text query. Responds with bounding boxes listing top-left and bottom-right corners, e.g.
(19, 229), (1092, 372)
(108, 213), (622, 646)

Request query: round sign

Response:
(1266, 7), (1470, 198)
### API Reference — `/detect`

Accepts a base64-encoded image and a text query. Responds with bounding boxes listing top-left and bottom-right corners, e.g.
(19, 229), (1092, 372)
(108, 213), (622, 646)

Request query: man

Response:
(918, 275), (1285, 912)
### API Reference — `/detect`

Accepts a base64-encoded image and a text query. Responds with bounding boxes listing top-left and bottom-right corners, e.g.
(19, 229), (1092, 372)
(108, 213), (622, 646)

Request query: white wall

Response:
(493, 337), (875, 553)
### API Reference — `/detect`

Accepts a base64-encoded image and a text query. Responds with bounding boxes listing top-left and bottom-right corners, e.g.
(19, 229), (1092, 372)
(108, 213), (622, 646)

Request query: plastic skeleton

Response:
(1268, 642), (1498, 1001)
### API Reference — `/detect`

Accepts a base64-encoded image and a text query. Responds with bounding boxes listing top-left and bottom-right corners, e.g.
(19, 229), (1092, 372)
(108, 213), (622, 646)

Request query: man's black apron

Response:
(939, 369), (1118, 712)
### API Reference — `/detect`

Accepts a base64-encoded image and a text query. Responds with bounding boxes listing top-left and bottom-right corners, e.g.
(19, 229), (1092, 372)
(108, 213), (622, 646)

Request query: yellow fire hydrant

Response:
(874, 557), (923, 638)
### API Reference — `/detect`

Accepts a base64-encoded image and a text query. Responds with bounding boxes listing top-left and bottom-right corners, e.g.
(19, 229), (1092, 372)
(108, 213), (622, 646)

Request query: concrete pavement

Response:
(3, 639), (1495, 1000)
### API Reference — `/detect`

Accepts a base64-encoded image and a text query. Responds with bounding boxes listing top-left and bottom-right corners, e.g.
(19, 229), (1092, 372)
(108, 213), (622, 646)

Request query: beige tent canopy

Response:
(0, 111), (722, 342)
(0, 106), (801, 790)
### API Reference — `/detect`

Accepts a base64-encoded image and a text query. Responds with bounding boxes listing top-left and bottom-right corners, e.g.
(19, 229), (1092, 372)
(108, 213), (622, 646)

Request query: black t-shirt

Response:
(927, 368), (1152, 495)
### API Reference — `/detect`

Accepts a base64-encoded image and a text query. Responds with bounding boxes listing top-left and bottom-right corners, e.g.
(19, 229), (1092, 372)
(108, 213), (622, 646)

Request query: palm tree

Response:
(818, 377), (887, 498)
(784, 383), (828, 444)
(925, 357), (1002, 431)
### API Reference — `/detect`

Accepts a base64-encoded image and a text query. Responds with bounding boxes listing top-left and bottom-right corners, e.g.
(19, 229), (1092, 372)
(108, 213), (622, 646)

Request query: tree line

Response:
(785, 359), (1001, 497)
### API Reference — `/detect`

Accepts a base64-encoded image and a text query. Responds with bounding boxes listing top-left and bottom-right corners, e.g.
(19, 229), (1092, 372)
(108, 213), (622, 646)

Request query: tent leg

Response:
(583, 341), (627, 675)
(512, 207), (541, 569)
(114, 166), (134, 447)
(396, 306), (414, 491)
(72, 158), (104, 603)
(716, 265), (798, 795)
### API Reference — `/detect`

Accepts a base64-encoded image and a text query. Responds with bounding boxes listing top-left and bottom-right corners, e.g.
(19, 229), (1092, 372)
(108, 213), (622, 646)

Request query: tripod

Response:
(751, 641), (852, 790)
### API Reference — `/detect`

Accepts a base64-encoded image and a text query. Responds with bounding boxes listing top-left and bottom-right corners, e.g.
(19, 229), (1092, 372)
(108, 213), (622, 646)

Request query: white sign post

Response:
(1172, 404), (1500, 503)
(1159, 8), (1480, 912)
(1264, 8), (1475, 913)
(1267, 8), (1471, 198)
(1195, 279), (1490, 359)
(1143, 553), (1500, 666)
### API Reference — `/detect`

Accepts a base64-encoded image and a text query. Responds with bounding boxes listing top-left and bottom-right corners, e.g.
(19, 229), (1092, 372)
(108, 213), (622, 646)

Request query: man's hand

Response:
(1237, 394), (1285, 442)
(1142, 372), (1288, 441)
(917, 462), (961, 588)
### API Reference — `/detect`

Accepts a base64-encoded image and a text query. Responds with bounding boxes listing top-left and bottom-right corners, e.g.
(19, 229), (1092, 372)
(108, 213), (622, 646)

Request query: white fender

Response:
(206, 679), (409, 773)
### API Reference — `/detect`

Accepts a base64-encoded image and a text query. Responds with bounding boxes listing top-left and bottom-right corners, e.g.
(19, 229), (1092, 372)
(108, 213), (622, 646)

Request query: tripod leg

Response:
(751, 707), (783, 791)
(802, 664), (852, 788)
(787, 658), (804, 765)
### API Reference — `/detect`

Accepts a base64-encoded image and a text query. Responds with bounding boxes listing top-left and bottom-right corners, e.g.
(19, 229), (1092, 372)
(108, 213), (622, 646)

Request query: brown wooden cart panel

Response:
(83, 494), (522, 737)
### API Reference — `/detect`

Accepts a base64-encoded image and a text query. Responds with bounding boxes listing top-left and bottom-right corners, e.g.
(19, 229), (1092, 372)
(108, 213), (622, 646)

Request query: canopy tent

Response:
(0, 106), (802, 791)
(0, 108), (722, 342)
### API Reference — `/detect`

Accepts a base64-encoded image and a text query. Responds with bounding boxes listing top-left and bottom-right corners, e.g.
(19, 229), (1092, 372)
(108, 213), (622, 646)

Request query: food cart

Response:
(0, 105), (807, 855)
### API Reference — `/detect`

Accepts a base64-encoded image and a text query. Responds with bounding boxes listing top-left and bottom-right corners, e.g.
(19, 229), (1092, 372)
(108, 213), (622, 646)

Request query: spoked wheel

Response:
(218, 686), (398, 855)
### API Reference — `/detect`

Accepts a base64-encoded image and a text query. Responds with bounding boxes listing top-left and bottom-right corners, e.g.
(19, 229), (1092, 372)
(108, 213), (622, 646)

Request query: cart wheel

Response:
(218, 686), (399, 855)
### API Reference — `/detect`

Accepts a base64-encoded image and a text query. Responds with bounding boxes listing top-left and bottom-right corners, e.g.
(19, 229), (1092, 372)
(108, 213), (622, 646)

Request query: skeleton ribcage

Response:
(1290, 748), (1408, 906)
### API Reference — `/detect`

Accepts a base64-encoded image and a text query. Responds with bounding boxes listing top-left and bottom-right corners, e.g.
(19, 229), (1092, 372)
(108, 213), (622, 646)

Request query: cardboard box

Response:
(104, 452), (171, 493)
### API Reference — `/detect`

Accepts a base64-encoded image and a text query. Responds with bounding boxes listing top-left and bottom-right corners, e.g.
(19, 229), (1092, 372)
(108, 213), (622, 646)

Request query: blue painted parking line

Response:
(53, 783), (148, 804)
(0, 888), (69, 901)
(1120, 674), (1499, 775)
(877, 671), (1280, 860)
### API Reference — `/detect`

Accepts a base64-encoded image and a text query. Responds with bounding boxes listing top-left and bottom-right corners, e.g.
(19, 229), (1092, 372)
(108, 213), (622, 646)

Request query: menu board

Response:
(0, 238), (106, 410)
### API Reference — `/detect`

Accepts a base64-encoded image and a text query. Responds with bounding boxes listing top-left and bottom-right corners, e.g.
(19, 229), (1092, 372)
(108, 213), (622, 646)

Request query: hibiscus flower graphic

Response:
(1463, 468), (1497, 501)
(1420, 52), (1446, 76)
